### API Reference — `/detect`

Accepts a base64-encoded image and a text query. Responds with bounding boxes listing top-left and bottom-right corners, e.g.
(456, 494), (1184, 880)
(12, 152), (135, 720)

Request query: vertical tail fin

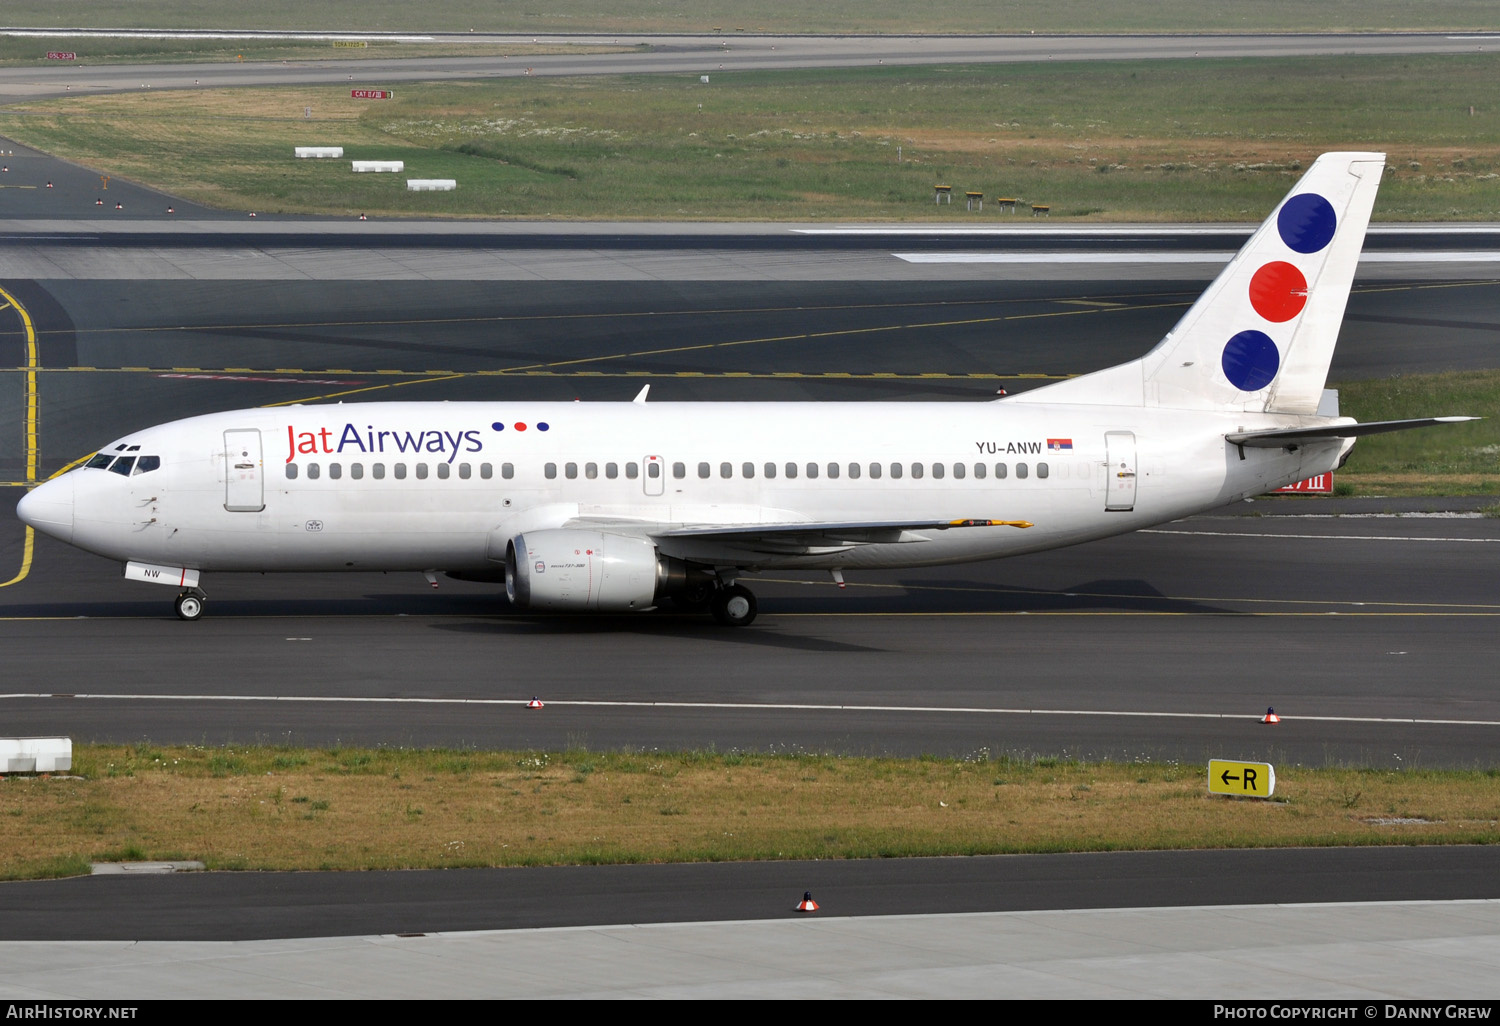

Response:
(1012, 152), (1385, 413)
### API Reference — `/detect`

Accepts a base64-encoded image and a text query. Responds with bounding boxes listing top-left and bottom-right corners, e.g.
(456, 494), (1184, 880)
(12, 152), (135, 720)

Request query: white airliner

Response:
(15, 151), (1475, 625)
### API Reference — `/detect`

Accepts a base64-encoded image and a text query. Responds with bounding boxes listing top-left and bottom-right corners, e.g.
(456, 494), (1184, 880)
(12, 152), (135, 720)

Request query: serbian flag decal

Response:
(1047, 438), (1073, 452)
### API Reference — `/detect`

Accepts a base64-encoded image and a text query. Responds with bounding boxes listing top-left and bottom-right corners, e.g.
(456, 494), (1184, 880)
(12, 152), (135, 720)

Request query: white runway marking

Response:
(5, 692), (1500, 727)
(894, 251), (1500, 264)
(796, 226), (1500, 236)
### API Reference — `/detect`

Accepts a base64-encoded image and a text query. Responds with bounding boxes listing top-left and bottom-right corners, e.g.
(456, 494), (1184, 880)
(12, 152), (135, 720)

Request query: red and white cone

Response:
(526, 697), (544, 709)
(796, 891), (819, 912)
(1262, 707), (1280, 724)
(359, 213), (367, 220)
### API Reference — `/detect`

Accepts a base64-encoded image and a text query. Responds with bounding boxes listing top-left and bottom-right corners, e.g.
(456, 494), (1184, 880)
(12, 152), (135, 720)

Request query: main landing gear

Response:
(174, 587), (206, 621)
(709, 583), (757, 627)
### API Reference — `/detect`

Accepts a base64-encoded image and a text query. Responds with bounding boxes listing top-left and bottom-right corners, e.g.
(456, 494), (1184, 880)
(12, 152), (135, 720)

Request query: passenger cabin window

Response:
(785, 462), (797, 479)
(698, 462), (711, 479)
(995, 463), (1007, 479)
(373, 463), (386, 480)
(307, 463), (320, 480)
(626, 463), (639, 480)
(890, 463), (903, 480)
(1016, 463), (1029, 480)
(764, 462), (777, 479)
(329, 462), (343, 480)
(545, 463), (557, 480)
(436, 463), (449, 480)
(458, 463), (470, 480)
(1037, 462), (1049, 479)
(932, 463), (945, 480)
(826, 463), (838, 479)
(974, 463), (986, 479)
(743, 462), (755, 479)
(953, 463), (965, 480)
(285, 463), (298, 480)
(586, 462), (598, 480)
(352, 463), (364, 480)
(565, 462), (578, 480)
(415, 463), (428, 480)
(606, 462), (619, 479)
(869, 462), (881, 479)
(911, 463), (924, 480)
(672, 462), (685, 479)
(806, 462), (818, 479)
(847, 462), (860, 479)
(720, 462), (732, 479)
(394, 463), (407, 480)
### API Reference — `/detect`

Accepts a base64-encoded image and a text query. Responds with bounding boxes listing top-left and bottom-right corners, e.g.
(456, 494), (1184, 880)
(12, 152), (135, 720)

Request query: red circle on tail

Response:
(1248, 261), (1308, 322)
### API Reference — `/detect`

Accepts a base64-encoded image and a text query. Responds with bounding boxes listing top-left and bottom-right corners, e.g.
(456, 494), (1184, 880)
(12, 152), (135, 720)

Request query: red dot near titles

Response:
(1248, 261), (1308, 323)
(514, 422), (527, 431)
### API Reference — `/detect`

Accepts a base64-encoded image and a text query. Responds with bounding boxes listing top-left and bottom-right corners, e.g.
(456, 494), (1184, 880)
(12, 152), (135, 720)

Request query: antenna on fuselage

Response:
(633, 384), (651, 404)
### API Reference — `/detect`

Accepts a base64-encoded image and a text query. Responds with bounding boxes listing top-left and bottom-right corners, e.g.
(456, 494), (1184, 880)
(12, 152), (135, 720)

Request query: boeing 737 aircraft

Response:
(15, 152), (1475, 625)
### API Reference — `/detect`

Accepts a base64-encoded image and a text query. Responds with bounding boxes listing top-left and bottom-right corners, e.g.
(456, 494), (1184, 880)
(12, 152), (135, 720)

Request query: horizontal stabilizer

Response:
(1226, 416), (1478, 448)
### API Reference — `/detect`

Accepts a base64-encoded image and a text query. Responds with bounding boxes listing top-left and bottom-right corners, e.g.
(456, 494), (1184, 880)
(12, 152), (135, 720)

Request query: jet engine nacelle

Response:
(505, 530), (663, 612)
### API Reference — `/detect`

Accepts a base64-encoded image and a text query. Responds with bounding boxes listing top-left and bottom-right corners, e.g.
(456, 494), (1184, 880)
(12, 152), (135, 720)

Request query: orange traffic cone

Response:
(1262, 707), (1280, 724)
(526, 697), (544, 709)
(796, 891), (819, 912)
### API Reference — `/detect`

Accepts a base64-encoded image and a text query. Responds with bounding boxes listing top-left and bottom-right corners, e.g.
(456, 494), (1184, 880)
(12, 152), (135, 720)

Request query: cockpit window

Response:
(133, 455), (161, 475)
(108, 456), (136, 476)
(85, 453), (113, 470)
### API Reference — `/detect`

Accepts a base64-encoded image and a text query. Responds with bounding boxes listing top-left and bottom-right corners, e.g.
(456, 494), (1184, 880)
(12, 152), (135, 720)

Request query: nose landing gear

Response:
(174, 588), (206, 621)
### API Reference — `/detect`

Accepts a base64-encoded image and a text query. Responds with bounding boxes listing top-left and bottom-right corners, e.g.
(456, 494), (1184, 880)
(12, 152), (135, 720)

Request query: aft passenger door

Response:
(223, 429), (265, 512)
(1104, 431), (1137, 512)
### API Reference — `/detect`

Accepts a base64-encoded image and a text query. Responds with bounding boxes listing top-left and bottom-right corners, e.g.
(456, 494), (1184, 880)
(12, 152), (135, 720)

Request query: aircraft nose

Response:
(16, 475), (74, 543)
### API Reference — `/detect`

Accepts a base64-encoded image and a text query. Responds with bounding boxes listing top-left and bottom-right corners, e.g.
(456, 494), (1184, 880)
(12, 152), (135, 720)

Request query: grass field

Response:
(4, 745), (1497, 880)
(1332, 370), (1500, 496)
(3, 54), (1499, 221)
(2, 1), (1497, 34)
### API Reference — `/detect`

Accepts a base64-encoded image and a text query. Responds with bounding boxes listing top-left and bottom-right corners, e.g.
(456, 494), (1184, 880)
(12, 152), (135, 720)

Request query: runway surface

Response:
(2, 267), (1497, 768)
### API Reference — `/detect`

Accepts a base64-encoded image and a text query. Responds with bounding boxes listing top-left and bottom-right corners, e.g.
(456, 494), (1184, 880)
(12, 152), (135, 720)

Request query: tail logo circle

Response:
(1248, 261), (1309, 322)
(1222, 329), (1281, 391)
(1277, 193), (1336, 253)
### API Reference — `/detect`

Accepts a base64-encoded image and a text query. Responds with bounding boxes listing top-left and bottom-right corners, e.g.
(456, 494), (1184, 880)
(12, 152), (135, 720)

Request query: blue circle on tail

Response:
(1277, 193), (1336, 253)
(1222, 330), (1281, 391)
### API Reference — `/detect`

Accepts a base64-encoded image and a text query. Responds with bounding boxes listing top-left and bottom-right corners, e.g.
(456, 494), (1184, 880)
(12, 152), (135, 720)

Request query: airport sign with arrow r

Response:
(1208, 759), (1276, 798)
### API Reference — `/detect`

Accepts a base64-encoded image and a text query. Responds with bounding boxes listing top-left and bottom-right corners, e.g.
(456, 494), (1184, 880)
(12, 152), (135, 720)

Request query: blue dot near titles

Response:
(491, 422), (504, 431)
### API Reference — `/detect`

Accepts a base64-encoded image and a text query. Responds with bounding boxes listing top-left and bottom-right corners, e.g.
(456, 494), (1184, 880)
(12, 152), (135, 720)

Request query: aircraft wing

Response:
(568, 516), (1031, 558)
